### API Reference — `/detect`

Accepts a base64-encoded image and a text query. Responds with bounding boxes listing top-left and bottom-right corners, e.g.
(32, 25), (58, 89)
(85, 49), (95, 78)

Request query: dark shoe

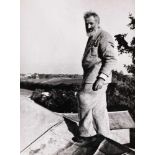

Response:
(72, 135), (98, 146)
(72, 136), (85, 143)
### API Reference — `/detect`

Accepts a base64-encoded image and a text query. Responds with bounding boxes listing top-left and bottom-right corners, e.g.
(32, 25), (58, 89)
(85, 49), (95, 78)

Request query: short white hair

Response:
(84, 11), (100, 24)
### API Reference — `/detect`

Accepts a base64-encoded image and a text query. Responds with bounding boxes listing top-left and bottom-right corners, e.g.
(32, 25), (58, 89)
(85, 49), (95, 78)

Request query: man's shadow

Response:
(63, 117), (79, 138)
(61, 117), (105, 155)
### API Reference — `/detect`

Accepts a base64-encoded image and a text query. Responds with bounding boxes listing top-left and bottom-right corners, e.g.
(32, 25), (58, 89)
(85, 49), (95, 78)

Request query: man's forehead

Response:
(85, 16), (96, 22)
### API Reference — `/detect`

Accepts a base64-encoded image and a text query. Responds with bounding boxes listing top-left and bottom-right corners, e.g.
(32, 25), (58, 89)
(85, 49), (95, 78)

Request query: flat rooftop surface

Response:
(20, 89), (64, 152)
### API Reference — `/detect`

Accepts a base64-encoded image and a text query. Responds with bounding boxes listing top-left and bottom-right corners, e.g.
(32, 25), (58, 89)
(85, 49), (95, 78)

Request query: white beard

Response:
(86, 27), (99, 37)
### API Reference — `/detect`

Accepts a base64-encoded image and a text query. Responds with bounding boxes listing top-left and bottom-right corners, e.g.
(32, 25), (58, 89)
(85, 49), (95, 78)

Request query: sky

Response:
(21, 0), (134, 74)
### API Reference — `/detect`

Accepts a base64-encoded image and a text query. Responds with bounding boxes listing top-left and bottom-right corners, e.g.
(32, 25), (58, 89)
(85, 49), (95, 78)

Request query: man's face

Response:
(85, 16), (99, 37)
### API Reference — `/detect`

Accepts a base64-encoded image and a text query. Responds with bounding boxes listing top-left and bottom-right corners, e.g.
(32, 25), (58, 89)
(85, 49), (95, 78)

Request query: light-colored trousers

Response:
(77, 83), (110, 138)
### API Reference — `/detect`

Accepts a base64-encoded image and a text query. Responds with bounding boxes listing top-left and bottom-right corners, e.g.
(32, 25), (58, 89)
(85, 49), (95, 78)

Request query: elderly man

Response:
(75, 11), (118, 144)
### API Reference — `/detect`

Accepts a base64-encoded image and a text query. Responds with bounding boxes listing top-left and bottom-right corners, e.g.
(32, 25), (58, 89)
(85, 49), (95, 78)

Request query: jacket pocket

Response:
(91, 47), (98, 56)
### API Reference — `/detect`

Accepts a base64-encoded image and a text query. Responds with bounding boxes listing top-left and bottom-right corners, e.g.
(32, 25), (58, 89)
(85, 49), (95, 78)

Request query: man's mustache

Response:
(86, 27), (94, 33)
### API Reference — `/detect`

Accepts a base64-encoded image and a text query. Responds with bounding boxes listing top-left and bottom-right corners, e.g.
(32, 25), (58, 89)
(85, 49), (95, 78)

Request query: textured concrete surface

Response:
(21, 121), (74, 155)
(20, 89), (63, 152)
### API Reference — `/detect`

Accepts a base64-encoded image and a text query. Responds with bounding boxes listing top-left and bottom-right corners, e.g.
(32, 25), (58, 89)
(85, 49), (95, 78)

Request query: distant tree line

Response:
(20, 73), (83, 79)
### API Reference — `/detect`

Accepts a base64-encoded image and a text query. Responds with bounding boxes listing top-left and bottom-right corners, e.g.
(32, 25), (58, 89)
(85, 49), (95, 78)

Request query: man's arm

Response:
(93, 32), (118, 91)
(98, 32), (118, 77)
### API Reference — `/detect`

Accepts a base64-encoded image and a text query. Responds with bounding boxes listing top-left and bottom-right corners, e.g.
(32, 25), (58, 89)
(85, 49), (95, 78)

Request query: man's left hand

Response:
(93, 78), (106, 91)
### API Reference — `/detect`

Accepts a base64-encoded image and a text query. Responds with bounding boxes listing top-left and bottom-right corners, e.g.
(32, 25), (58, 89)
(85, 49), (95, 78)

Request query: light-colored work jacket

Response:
(82, 28), (118, 84)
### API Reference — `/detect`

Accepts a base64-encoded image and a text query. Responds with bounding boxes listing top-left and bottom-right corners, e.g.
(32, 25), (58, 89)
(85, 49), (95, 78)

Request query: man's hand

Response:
(93, 78), (106, 91)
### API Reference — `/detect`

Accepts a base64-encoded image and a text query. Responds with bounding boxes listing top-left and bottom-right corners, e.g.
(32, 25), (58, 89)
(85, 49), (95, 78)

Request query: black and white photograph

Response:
(20, 0), (135, 154)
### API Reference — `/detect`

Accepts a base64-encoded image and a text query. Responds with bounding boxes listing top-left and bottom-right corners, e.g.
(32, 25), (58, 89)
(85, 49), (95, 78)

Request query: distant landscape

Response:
(20, 71), (135, 120)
